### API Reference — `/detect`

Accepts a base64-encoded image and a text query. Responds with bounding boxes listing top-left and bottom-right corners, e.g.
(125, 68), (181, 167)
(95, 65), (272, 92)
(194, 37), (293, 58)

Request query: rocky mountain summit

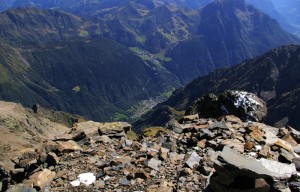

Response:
(185, 91), (268, 123)
(1, 90), (300, 192)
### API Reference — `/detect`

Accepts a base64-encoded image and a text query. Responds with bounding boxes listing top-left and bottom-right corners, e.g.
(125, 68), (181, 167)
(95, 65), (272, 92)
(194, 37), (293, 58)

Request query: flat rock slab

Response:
(147, 158), (161, 170)
(25, 169), (56, 191)
(220, 146), (297, 180)
(186, 151), (201, 169)
(119, 178), (130, 185)
(98, 122), (130, 137)
(57, 140), (82, 153)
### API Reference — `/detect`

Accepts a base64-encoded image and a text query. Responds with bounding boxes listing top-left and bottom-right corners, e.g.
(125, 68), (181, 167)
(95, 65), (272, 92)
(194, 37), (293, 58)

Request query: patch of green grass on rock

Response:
(126, 130), (138, 140)
(141, 127), (170, 137)
(114, 112), (128, 121)
(72, 86), (81, 92)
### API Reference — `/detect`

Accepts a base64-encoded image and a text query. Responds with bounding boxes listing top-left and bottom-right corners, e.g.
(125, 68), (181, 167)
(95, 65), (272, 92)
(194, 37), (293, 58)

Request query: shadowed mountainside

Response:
(0, 7), (179, 121)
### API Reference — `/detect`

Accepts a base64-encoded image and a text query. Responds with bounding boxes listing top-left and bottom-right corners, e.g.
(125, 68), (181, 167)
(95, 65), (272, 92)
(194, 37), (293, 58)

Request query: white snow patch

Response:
(255, 145), (262, 151)
(233, 91), (261, 108)
(70, 172), (96, 187)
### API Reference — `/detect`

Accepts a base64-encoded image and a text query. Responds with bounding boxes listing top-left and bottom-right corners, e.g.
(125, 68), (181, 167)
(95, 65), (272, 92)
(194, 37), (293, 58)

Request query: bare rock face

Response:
(186, 90), (267, 122)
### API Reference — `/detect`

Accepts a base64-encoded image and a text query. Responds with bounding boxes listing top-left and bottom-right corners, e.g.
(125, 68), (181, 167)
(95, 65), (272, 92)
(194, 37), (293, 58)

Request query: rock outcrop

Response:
(186, 90), (267, 122)
(134, 45), (300, 131)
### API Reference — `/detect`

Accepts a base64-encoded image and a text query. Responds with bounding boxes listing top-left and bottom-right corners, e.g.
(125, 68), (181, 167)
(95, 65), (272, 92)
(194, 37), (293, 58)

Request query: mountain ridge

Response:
(134, 44), (300, 130)
(163, 0), (299, 83)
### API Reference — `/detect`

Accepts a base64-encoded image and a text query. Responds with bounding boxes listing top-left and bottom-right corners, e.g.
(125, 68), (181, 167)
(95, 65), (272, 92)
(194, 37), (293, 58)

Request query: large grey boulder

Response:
(210, 146), (297, 192)
(98, 122), (131, 137)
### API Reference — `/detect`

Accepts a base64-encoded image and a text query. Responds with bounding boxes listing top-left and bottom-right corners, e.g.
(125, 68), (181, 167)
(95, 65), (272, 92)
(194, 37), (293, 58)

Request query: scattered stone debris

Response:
(2, 99), (300, 191)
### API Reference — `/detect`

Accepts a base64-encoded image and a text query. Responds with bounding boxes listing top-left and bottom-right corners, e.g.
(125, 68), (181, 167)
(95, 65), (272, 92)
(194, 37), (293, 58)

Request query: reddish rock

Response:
(57, 140), (82, 153)
(250, 128), (265, 143)
(282, 134), (298, 147)
(244, 142), (254, 151)
(197, 139), (207, 148)
(258, 145), (270, 158)
(25, 169), (56, 191)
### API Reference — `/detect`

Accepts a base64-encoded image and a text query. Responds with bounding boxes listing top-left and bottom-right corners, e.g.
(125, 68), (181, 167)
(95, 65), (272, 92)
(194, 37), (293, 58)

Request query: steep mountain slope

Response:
(10, 0), (199, 57)
(163, 0), (299, 84)
(0, 8), (179, 121)
(134, 45), (300, 130)
(99, 2), (197, 53)
(0, 101), (70, 171)
(0, 7), (86, 43)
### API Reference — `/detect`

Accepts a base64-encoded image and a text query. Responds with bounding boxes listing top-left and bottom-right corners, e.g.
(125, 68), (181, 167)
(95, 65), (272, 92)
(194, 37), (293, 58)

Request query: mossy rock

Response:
(141, 127), (170, 138)
(126, 131), (138, 141)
